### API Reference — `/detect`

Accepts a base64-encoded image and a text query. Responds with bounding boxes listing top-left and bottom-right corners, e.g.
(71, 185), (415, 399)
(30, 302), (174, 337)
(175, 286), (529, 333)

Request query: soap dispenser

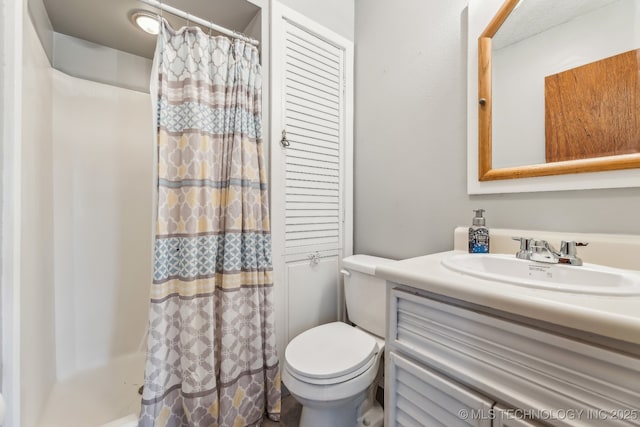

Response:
(469, 209), (490, 253)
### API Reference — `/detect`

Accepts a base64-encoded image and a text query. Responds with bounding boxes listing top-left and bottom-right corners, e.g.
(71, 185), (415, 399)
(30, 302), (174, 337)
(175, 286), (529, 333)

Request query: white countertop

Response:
(376, 250), (640, 346)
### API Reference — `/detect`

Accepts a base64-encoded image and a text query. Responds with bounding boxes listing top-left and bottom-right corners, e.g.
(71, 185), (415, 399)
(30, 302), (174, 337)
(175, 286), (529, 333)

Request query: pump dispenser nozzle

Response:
(472, 209), (486, 227)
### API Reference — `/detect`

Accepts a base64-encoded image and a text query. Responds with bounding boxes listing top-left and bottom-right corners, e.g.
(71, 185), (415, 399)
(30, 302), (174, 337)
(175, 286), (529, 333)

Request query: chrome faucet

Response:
(512, 237), (588, 266)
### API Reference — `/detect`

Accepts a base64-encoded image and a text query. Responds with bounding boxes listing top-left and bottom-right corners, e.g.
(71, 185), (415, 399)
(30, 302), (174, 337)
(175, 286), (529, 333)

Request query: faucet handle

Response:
(512, 237), (533, 259)
(560, 240), (588, 257)
(512, 236), (531, 248)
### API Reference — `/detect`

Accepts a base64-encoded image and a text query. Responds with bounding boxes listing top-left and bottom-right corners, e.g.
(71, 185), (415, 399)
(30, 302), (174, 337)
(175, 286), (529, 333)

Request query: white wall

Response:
(26, 0), (53, 63)
(279, 0), (354, 40)
(0, 0), (8, 397)
(2, 1), (25, 424)
(53, 32), (153, 93)
(354, 0), (640, 260)
(21, 13), (56, 427)
(52, 71), (153, 380)
(243, 10), (262, 42)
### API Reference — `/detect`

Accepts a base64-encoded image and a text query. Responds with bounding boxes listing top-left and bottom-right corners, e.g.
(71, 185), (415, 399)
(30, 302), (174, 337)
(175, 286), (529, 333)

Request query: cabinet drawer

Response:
(388, 351), (493, 427)
(389, 288), (640, 427)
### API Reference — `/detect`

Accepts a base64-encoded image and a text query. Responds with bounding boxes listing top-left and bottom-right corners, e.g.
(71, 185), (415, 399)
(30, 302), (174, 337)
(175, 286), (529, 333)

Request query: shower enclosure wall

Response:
(16, 1), (266, 425)
(22, 11), (153, 427)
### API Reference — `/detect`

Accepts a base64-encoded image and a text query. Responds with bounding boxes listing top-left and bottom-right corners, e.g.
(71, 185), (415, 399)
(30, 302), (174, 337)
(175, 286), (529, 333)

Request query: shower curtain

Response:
(139, 20), (280, 427)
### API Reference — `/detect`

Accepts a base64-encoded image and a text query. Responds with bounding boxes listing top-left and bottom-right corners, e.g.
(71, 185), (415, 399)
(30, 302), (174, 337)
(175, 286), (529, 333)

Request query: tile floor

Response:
(263, 394), (302, 427)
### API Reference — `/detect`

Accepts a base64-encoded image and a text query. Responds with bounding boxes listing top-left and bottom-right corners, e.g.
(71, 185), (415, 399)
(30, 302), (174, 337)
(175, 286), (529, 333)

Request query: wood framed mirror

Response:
(478, 0), (640, 181)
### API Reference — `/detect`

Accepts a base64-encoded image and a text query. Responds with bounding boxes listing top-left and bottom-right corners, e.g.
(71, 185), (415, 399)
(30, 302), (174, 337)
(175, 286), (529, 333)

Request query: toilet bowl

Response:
(283, 255), (395, 427)
(283, 322), (384, 427)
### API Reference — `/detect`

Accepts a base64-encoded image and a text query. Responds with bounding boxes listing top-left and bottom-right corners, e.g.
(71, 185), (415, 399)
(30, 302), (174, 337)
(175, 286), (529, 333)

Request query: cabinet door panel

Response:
(287, 254), (339, 341)
(388, 351), (493, 427)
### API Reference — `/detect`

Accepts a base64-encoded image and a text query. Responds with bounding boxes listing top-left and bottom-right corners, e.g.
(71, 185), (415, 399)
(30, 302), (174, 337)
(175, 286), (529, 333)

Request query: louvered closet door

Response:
(271, 2), (354, 362)
(284, 23), (342, 253)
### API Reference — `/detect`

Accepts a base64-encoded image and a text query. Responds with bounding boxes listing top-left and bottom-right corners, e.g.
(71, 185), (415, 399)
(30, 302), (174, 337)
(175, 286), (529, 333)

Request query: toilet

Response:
(283, 254), (395, 427)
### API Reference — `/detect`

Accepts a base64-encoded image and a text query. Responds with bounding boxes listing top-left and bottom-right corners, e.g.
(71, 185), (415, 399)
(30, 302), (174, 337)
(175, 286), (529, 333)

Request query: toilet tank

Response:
(342, 255), (395, 338)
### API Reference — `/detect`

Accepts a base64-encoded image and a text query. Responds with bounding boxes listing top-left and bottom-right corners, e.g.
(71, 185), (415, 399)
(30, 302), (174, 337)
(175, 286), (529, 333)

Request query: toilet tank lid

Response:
(342, 254), (396, 275)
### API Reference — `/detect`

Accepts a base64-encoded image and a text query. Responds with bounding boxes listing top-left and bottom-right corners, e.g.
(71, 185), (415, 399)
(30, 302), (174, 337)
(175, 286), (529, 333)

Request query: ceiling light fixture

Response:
(130, 10), (160, 35)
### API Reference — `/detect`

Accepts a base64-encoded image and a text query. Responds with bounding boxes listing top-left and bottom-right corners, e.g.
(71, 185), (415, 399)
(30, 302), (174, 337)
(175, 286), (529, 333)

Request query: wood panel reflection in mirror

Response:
(478, 0), (640, 181)
(545, 49), (640, 163)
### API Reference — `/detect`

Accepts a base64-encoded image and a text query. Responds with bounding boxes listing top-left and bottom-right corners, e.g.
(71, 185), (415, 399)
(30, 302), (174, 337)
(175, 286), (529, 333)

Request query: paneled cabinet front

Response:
(386, 352), (543, 427)
(387, 351), (493, 426)
(385, 286), (640, 427)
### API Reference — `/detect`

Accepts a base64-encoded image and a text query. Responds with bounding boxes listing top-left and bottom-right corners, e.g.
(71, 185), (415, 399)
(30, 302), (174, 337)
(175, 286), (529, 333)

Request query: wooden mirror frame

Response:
(478, 0), (640, 181)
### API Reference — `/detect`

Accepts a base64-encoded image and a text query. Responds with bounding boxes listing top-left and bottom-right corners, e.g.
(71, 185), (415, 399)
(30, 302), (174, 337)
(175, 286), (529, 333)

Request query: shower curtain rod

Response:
(137, 0), (260, 46)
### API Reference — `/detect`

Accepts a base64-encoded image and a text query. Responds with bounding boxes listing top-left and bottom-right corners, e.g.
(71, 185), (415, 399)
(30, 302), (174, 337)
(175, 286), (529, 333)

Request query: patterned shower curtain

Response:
(139, 21), (280, 427)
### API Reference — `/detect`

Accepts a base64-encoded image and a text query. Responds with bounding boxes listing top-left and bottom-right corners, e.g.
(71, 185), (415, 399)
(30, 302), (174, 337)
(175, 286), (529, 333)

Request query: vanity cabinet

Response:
(385, 286), (640, 427)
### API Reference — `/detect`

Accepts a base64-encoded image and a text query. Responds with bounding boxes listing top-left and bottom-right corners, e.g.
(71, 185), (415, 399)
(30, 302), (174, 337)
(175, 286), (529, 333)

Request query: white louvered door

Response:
(283, 23), (342, 254)
(271, 2), (354, 362)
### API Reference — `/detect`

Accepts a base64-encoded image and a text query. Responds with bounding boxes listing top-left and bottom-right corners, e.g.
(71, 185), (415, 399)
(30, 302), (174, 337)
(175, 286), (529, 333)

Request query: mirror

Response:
(478, 0), (640, 181)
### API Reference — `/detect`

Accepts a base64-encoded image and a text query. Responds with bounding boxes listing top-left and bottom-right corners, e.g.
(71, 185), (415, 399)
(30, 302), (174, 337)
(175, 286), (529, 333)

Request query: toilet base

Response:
(295, 384), (383, 427)
(297, 392), (365, 427)
(358, 401), (383, 427)
(300, 405), (357, 427)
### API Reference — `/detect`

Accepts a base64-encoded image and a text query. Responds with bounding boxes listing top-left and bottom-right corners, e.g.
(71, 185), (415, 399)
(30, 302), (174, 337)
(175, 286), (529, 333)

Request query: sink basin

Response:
(441, 253), (640, 295)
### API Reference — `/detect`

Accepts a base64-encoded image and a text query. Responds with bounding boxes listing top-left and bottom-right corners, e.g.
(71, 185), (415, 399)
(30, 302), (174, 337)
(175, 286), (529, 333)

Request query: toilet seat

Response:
(285, 322), (379, 385)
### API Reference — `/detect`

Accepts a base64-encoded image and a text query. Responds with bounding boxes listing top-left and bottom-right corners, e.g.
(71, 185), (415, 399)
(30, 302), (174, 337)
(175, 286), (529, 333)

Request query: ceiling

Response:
(493, 0), (620, 50)
(42, 0), (261, 58)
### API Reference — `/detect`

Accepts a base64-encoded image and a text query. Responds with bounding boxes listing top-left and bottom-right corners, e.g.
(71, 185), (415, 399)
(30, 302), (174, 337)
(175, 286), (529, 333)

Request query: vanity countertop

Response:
(376, 250), (640, 346)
